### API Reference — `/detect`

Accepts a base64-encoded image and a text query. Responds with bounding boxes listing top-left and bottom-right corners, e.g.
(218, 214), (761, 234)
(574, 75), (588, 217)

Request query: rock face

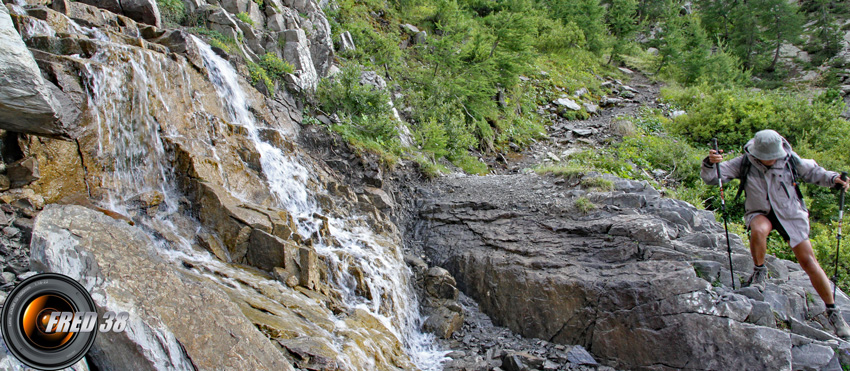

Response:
(412, 173), (850, 370)
(31, 205), (294, 371)
(74, 0), (162, 27)
(0, 5), (74, 139)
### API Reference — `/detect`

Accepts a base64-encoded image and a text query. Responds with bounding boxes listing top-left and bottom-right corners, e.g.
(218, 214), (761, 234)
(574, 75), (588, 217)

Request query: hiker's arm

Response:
(700, 152), (743, 186)
(795, 155), (840, 188)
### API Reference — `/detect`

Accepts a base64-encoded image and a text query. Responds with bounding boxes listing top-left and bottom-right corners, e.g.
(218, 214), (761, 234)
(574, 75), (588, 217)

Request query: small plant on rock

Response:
(574, 196), (597, 214)
(236, 12), (254, 26)
(581, 177), (614, 191)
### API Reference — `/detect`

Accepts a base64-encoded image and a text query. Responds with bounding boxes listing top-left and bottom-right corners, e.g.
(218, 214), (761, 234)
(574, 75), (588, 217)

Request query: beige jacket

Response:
(701, 138), (839, 247)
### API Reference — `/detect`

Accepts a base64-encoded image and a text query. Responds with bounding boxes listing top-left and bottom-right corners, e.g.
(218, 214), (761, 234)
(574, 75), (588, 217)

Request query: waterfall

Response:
(192, 38), (447, 370)
(54, 7), (446, 365)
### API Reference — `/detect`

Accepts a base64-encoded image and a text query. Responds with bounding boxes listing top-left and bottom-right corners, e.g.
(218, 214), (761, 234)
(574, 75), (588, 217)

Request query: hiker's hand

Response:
(708, 149), (724, 164)
(835, 176), (850, 191)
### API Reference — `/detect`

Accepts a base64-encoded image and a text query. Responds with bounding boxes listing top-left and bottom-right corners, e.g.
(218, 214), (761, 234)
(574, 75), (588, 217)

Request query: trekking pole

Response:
(832, 172), (847, 299)
(713, 138), (736, 289)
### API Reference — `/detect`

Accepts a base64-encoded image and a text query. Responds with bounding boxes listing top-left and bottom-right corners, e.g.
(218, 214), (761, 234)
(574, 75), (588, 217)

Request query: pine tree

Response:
(606, 0), (639, 64)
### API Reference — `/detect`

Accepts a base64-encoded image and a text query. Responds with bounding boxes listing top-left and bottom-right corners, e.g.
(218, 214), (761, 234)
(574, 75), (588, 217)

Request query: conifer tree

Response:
(606, 0), (639, 64)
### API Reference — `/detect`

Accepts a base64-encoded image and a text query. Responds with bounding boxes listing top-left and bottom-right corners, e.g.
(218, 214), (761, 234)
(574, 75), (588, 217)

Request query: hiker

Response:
(701, 129), (850, 339)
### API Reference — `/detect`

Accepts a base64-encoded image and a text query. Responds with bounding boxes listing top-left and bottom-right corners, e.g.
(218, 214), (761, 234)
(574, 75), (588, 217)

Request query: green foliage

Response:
(259, 53), (294, 80)
(582, 177), (614, 191)
(606, 0), (639, 64)
(316, 65), (401, 161)
(803, 0), (845, 66)
(698, 0), (803, 76)
(451, 153), (489, 175)
(247, 62), (275, 96)
(662, 85), (848, 151)
(574, 196), (597, 214)
(157, 0), (186, 25)
(236, 12), (254, 26)
(189, 28), (238, 53)
(653, 10), (749, 86)
(545, 0), (609, 54)
(534, 164), (589, 179)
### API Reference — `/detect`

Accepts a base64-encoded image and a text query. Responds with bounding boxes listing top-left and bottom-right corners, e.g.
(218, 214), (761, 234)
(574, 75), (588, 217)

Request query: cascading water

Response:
(27, 5), (447, 365)
(193, 38), (448, 370)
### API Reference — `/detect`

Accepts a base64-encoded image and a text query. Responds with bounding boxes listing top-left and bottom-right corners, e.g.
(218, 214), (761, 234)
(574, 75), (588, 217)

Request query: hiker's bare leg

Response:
(793, 240), (834, 305)
(749, 215), (771, 266)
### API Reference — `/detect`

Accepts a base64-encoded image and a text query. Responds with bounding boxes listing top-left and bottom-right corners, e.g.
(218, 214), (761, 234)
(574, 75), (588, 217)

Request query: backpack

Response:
(734, 150), (804, 207)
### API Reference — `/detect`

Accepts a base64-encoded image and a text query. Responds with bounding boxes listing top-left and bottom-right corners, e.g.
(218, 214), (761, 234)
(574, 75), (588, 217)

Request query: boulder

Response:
(0, 5), (74, 138)
(30, 205), (294, 370)
(75, 0), (161, 27)
(553, 98), (581, 111)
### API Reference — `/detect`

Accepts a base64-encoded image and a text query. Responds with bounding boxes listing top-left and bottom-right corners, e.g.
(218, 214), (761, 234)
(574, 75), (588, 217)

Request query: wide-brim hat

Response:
(750, 129), (787, 161)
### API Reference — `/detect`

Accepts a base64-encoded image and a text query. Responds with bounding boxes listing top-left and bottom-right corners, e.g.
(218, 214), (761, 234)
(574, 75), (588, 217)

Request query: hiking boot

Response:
(745, 265), (768, 291)
(827, 307), (850, 340)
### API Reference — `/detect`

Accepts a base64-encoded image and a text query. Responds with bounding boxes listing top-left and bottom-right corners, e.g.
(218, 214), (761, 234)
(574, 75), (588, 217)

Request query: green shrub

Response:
(259, 53), (294, 80)
(157, 0), (186, 25)
(317, 65), (401, 161)
(662, 85), (848, 151)
(236, 12), (254, 26)
(574, 196), (597, 214)
(247, 62), (275, 96)
(450, 154), (488, 175)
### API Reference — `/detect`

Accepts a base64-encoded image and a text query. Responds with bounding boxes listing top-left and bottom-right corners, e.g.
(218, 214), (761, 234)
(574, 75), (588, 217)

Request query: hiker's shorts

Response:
(765, 210), (791, 243)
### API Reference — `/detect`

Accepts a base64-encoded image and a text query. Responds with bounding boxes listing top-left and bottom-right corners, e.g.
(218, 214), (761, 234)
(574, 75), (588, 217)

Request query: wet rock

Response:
(426, 267), (459, 300)
(31, 205), (294, 370)
(423, 305), (463, 339)
(0, 5), (74, 138)
(364, 187), (394, 210)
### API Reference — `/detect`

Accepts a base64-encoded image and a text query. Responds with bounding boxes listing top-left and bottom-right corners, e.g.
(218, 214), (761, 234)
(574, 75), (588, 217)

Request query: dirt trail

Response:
(497, 71), (662, 173)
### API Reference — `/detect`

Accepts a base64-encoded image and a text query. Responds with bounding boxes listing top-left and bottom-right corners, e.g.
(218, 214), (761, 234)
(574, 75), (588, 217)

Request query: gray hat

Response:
(750, 129), (787, 161)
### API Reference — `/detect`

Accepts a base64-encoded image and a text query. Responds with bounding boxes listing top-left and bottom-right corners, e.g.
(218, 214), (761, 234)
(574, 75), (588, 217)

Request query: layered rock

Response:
(0, 5), (75, 138)
(412, 172), (850, 370)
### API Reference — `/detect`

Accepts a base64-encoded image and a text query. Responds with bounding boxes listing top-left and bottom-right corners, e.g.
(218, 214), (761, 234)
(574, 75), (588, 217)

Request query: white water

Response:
(193, 38), (447, 370)
(52, 11), (445, 367)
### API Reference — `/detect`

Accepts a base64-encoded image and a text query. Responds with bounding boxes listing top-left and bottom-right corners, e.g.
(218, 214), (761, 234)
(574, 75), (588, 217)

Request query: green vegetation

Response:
(236, 12), (255, 26)
(259, 53), (295, 80)
(318, 0), (627, 171)
(157, 0), (186, 25)
(312, 0), (850, 287)
(581, 177), (614, 191)
(534, 164), (588, 180)
(247, 62), (275, 96)
(574, 196), (597, 214)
